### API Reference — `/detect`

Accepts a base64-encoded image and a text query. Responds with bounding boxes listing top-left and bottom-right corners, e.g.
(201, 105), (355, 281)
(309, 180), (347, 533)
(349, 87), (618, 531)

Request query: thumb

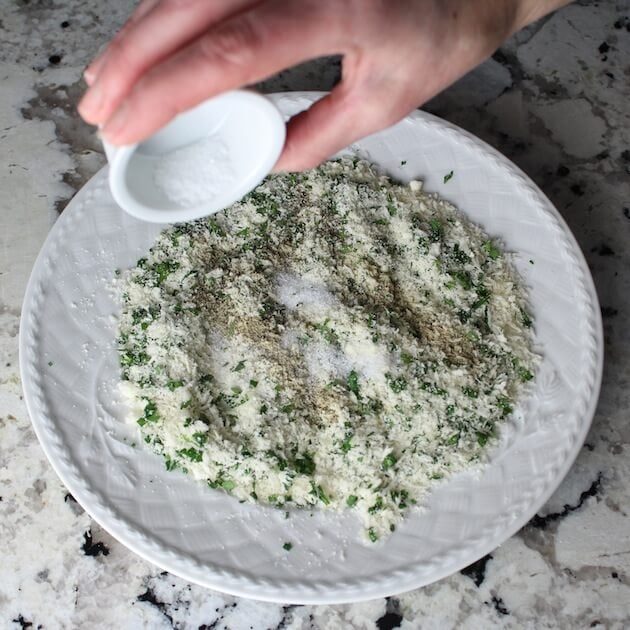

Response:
(274, 83), (409, 172)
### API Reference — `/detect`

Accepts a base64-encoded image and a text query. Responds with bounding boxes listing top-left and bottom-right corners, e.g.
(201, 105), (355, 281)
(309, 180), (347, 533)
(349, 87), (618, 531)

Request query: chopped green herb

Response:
(192, 432), (208, 447)
(462, 386), (479, 398)
(164, 456), (178, 471)
(233, 360), (246, 372)
(347, 495), (358, 507)
(452, 243), (470, 264)
(451, 270), (473, 290)
(388, 376), (407, 393)
(249, 379), (258, 388)
(338, 432), (353, 453)
(176, 447), (202, 462)
(382, 453), (397, 471)
(221, 479), (235, 491)
(368, 528), (379, 543)
(400, 352), (414, 365)
(294, 452), (316, 476)
(153, 260), (179, 285)
(368, 496), (384, 513)
(207, 218), (226, 237)
(283, 542), (293, 551)
(476, 431), (490, 447)
(120, 350), (149, 367)
(443, 170), (454, 184)
(482, 240), (501, 260)
(497, 397), (513, 417)
(518, 367), (534, 382)
(312, 483), (330, 505)
(317, 319), (339, 345)
(520, 308), (533, 328)
(428, 218), (444, 242)
(421, 382), (448, 396)
(167, 379), (184, 391)
(346, 370), (360, 397)
(143, 400), (160, 423)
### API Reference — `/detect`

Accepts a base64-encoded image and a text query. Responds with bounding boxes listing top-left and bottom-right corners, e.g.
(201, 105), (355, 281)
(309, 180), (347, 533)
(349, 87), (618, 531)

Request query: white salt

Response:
(276, 273), (390, 383)
(275, 272), (338, 312)
(153, 135), (235, 207)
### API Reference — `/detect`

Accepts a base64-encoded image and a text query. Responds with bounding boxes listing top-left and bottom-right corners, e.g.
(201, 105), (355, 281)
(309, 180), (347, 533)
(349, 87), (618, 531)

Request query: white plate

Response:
(20, 92), (603, 604)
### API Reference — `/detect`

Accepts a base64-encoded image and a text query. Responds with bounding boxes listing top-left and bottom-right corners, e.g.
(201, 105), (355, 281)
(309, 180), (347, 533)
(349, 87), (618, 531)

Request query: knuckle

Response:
(350, 76), (413, 131)
(107, 35), (137, 72)
(198, 15), (261, 67)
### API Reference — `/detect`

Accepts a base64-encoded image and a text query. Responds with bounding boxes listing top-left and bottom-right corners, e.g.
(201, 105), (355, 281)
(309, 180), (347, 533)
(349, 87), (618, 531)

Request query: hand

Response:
(78, 0), (570, 171)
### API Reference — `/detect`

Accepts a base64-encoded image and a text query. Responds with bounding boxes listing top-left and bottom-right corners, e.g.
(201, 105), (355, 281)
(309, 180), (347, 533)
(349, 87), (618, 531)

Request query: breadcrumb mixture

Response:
(117, 159), (537, 541)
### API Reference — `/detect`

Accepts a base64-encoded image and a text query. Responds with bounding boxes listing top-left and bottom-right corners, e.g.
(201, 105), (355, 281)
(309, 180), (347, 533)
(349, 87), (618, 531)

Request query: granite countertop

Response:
(1, 1), (629, 628)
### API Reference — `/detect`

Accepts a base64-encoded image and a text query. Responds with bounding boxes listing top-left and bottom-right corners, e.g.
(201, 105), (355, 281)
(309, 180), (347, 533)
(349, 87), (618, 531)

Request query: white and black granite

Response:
(1, 1), (629, 628)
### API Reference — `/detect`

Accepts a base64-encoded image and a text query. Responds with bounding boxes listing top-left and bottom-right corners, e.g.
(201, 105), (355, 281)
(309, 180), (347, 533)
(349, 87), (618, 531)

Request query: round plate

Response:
(19, 92), (603, 604)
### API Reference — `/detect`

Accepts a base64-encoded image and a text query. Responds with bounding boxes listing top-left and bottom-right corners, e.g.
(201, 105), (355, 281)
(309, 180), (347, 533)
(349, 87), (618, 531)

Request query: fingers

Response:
(100, 0), (346, 145)
(84, 0), (162, 86)
(79, 0), (259, 124)
(274, 76), (415, 172)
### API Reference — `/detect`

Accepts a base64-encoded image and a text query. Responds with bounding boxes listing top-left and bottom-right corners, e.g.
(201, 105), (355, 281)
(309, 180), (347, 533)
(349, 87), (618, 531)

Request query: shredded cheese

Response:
(117, 158), (537, 541)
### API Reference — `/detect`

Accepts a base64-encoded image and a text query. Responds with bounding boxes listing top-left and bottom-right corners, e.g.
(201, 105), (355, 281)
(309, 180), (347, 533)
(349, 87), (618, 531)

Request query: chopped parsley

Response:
(176, 447), (203, 462)
(382, 453), (397, 471)
(388, 376), (408, 393)
(346, 370), (360, 397)
(482, 240), (501, 260)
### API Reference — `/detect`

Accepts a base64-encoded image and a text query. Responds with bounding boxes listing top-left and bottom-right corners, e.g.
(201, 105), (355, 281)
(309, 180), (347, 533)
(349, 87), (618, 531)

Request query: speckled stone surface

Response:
(1, 1), (629, 628)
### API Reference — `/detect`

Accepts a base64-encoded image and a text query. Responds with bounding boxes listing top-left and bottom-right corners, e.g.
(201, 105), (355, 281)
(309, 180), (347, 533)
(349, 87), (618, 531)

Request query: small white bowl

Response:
(102, 90), (286, 223)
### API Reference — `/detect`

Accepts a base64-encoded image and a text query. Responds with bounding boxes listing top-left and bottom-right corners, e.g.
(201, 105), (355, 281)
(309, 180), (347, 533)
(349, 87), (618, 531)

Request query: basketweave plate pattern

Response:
(19, 92), (603, 604)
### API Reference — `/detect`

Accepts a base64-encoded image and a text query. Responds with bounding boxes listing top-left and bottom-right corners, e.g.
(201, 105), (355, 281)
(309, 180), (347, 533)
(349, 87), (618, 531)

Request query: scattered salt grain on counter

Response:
(153, 134), (235, 207)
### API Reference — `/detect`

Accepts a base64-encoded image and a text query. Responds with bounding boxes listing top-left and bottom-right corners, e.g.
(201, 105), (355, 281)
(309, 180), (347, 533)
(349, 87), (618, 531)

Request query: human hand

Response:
(78, 0), (570, 171)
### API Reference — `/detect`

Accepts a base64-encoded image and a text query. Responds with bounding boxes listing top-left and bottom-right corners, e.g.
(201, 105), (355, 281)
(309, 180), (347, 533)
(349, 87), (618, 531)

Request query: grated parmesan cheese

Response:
(117, 158), (537, 542)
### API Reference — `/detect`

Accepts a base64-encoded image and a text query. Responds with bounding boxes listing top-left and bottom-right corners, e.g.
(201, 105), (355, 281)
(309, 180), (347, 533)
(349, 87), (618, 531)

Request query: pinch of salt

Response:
(153, 135), (236, 207)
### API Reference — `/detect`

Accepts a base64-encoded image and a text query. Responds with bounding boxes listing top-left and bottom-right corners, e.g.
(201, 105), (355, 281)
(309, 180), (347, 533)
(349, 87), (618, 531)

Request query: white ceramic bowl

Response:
(102, 90), (286, 223)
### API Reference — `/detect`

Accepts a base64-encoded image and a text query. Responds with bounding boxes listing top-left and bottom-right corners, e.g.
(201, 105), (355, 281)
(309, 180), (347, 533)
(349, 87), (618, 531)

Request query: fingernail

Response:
(83, 68), (95, 86)
(78, 81), (104, 120)
(102, 101), (130, 142)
